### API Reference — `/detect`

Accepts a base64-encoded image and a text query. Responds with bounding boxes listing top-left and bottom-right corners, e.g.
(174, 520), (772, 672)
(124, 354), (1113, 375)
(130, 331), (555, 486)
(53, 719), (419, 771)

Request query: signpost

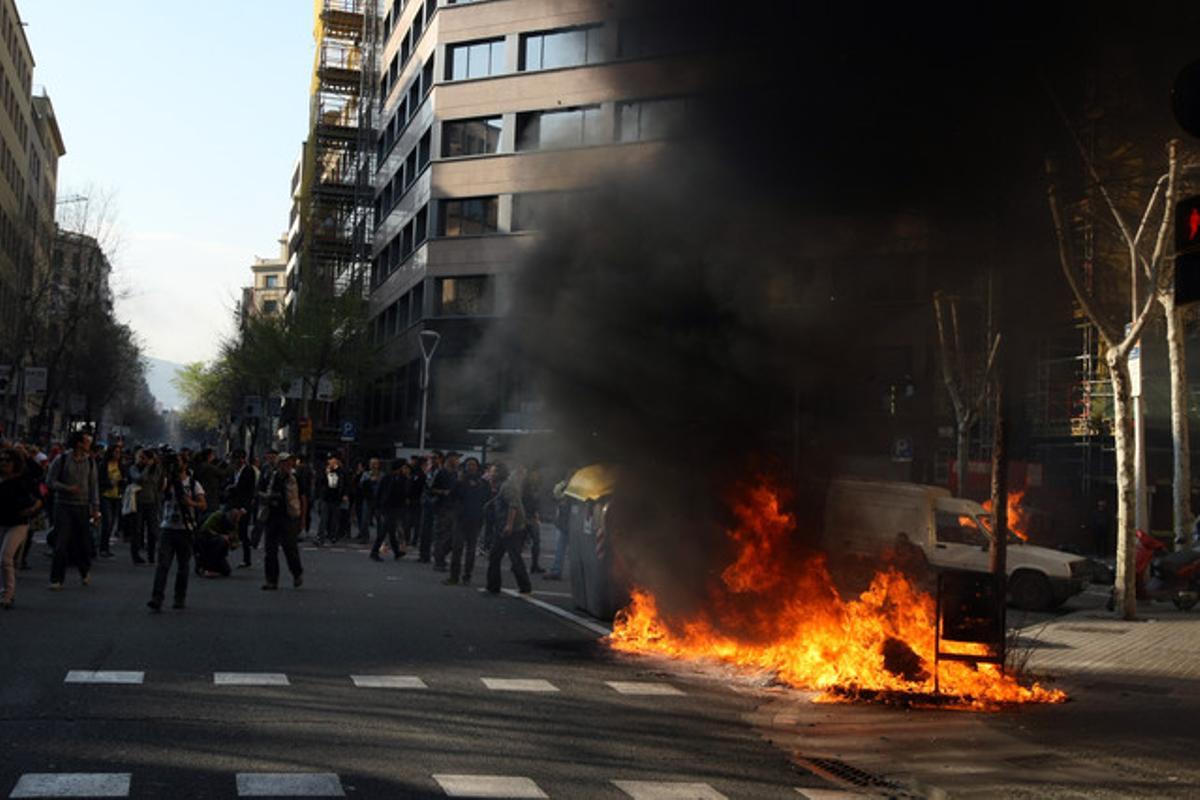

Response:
(339, 420), (358, 443)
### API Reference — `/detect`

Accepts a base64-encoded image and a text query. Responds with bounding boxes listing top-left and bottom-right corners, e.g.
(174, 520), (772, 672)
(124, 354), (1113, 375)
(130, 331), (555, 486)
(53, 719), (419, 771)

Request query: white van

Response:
(825, 477), (1090, 610)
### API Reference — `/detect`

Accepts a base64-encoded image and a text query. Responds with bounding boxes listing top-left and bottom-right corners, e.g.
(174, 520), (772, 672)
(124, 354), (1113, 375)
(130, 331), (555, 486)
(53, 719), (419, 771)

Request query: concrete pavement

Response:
(0, 532), (834, 799)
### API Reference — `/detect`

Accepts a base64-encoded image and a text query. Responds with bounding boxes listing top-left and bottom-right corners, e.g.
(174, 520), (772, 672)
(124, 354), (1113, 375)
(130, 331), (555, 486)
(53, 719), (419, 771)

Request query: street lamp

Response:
(417, 329), (441, 451)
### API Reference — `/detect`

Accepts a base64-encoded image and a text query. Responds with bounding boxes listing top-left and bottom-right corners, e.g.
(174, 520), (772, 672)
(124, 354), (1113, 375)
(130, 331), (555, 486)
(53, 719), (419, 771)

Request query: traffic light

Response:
(1175, 195), (1200, 306)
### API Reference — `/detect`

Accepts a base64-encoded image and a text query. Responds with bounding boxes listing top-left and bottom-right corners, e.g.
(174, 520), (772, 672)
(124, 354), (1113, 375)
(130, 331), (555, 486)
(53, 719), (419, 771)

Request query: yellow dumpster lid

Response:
(563, 464), (619, 501)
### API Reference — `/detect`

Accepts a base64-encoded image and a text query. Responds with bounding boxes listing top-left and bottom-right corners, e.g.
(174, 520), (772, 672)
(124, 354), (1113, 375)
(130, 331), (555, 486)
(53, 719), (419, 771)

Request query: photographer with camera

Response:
(147, 450), (206, 612)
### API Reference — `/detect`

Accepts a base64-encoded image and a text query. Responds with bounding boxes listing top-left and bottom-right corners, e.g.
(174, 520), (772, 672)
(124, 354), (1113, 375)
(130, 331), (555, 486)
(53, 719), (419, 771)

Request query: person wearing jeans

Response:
(97, 444), (124, 557)
(0, 449), (41, 608)
(148, 453), (205, 612)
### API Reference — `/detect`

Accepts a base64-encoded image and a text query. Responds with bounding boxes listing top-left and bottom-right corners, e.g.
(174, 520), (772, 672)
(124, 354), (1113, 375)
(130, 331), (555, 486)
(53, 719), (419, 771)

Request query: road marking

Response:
(350, 675), (427, 689)
(532, 590), (572, 598)
(214, 672), (290, 686)
(613, 781), (728, 800)
(236, 773), (345, 797)
(432, 775), (548, 798)
(606, 681), (685, 696)
(495, 588), (612, 637)
(794, 790), (875, 799)
(481, 677), (559, 693)
(10, 773), (131, 798)
(64, 671), (144, 685)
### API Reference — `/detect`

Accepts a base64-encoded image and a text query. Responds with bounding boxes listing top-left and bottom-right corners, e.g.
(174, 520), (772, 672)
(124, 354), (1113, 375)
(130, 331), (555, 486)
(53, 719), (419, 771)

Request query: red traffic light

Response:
(1176, 195), (1200, 306)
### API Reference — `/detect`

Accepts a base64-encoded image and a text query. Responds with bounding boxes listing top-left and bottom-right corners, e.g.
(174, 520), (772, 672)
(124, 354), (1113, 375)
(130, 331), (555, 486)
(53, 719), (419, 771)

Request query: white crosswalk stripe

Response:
(480, 678), (559, 693)
(350, 674), (427, 689)
(235, 773), (345, 797)
(793, 789), (875, 799)
(63, 671), (144, 685)
(606, 681), (685, 696)
(432, 775), (548, 798)
(613, 781), (728, 800)
(213, 672), (290, 686)
(9, 773), (131, 798)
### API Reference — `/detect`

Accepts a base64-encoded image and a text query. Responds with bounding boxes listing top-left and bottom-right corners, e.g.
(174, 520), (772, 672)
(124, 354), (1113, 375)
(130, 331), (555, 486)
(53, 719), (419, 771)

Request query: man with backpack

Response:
(47, 431), (99, 590)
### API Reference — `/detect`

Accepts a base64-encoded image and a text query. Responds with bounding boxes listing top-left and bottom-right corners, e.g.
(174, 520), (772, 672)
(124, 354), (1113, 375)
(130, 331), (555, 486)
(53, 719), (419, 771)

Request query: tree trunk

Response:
(989, 379), (1008, 584)
(1161, 292), (1192, 550)
(955, 417), (971, 498)
(1108, 351), (1138, 620)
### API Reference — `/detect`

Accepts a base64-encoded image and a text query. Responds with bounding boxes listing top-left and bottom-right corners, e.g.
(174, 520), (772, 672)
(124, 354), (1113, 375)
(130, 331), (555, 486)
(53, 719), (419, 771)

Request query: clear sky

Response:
(21, 1), (314, 365)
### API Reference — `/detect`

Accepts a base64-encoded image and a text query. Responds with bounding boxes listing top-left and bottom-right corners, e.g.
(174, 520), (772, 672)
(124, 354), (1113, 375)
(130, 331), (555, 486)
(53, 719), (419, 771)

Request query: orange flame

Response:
(609, 482), (1064, 709)
(980, 490), (1031, 542)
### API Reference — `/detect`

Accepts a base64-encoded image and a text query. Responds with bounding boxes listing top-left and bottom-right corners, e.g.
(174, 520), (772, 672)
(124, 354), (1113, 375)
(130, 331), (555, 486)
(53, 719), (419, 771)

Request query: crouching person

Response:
(196, 507), (244, 578)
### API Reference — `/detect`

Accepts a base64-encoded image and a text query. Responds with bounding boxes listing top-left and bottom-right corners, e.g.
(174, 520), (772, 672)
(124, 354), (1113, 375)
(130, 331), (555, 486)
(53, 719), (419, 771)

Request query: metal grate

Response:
(794, 756), (925, 799)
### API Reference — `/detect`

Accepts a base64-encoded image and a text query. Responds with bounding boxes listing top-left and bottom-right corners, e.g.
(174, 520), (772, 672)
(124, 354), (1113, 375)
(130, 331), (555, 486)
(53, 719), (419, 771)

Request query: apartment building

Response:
(0, 0), (63, 346)
(363, 0), (699, 448)
(242, 237), (289, 325)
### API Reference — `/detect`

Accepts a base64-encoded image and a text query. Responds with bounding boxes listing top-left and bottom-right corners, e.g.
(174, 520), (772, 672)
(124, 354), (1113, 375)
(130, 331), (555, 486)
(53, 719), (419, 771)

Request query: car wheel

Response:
(1009, 570), (1054, 611)
(1172, 593), (1199, 611)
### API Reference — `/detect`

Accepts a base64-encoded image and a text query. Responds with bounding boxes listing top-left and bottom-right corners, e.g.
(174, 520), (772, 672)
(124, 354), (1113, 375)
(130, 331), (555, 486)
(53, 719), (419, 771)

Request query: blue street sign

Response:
(340, 420), (358, 443)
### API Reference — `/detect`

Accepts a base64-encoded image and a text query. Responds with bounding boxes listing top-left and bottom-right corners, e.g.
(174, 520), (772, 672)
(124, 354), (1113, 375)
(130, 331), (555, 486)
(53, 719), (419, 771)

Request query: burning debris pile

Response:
(609, 483), (1066, 709)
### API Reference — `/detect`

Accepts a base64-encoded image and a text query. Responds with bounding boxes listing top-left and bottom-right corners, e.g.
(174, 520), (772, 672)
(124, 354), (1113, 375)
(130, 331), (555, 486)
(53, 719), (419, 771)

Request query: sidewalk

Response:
(1021, 599), (1200, 689)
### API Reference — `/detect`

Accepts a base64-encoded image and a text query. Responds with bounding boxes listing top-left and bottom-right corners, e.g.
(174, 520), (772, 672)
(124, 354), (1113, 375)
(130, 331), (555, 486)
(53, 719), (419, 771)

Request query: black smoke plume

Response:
(487, 2), (1200, 616)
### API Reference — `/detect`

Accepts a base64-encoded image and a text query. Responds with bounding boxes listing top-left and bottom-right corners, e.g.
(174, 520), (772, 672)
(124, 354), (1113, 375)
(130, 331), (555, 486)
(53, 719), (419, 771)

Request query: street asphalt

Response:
(0, 532), (825, 799)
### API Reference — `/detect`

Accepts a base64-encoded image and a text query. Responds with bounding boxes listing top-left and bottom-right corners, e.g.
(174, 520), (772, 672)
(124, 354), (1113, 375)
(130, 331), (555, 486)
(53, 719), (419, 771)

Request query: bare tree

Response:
(933, 291), (1000, 497)
(1047, 137), (1179, 620)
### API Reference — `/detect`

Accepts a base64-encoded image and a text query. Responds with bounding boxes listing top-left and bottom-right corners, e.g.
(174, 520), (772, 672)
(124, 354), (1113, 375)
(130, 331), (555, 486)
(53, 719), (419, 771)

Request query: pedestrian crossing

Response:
(6, 772), (745, 798)
(60, 671), (686, 697)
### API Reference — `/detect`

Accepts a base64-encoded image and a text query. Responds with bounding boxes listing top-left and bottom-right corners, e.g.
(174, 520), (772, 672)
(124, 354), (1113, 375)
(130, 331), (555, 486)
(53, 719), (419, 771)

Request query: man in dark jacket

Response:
(447, 457), (489, 585)
(317, 456), (348, 546)
(370, 460), (409, 561)
(225, 449), (257, 568)
(431, 452), (460, 571)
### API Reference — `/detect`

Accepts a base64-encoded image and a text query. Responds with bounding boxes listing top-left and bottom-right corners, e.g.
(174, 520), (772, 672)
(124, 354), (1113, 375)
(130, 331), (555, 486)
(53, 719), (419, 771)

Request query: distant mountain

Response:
(145, 357), (187, 411)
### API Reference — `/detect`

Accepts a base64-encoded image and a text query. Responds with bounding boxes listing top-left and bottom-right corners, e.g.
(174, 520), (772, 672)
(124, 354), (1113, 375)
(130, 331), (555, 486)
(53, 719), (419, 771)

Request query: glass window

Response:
(262, 300), (278, 314)
(617, 97), (688, 142)
(440, 197), (499, 237)
(447, 38), (506, 81)
(935, 511), (990, 547)
(415, 205), (429, 245)
(265, 275), (278, 288)
(442, 116), (503, 157)
(437, 276), (493, 316)
(521, 26), (605, 71)
(517, 106), (604, 150)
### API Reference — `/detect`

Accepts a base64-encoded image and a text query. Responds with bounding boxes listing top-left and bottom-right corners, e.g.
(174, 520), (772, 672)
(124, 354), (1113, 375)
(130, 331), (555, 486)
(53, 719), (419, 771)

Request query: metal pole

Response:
(1130, 260), (1149, 534)
(418, 359), (430, 451)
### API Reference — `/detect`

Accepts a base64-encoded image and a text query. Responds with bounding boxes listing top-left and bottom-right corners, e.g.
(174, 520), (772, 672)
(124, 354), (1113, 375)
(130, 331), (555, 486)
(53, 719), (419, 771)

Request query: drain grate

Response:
(794, 755), (925, 799)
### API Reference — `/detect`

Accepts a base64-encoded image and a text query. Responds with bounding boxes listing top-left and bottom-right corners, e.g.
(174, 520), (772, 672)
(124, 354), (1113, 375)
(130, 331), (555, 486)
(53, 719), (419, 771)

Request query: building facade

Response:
(242, 237), (289, 325)
(0, 0), (63, 350)
(363, 0), (697, 449)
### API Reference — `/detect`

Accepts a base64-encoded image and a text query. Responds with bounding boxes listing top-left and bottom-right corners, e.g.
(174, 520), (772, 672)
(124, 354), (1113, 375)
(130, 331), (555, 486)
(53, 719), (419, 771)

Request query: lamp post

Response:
(418, 329), (441, 451)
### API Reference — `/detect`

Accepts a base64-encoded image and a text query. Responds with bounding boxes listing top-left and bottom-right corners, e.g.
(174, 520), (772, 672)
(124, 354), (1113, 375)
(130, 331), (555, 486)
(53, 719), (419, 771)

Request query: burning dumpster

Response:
(562, 464), (627, 620)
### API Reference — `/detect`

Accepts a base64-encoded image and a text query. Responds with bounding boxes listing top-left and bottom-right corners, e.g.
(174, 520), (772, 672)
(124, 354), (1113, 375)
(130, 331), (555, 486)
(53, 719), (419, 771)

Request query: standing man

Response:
(317, 456), (348, 546)
(447, 457), (488, 586)
(370, 459), (409, 561)
(128, 448), (163, 564)
(47, 431), (99, 590)
(251, 450), (279, 553)
(485, 463), (532, 595)
(191, 448), (223, 527)
(431, 452), (461, 572)
(226, 449), (257, 569)
(262, 452), (304, 590)
(147, 451), (206, 611)
(358, 458), (383, 541)
(295, 455), (314, 540)
(417, 452), (442, 562)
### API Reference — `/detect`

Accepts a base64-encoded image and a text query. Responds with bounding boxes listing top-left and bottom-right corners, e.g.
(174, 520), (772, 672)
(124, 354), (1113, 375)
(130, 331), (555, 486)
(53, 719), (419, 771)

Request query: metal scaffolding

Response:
(297, 0), (379, 298)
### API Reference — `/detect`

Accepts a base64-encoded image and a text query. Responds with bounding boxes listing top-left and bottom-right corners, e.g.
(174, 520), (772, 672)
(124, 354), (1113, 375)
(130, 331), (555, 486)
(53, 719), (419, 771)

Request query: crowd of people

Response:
(0, 431), (567, 613)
